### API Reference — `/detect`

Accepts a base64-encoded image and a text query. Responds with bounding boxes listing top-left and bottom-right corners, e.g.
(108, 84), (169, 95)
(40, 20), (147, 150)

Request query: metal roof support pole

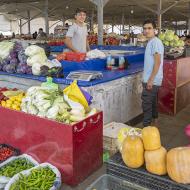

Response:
(122, 10), (125, 34)
(90, 9), (95, 32)
(175, 21), (178, 33)
(90, 0), (109, 45)
(112, 24), (114, 33)
(44, 0), (49, 35)
(188, 2), (190, 35)
(19, 19), (22, 34)
(27, 10), (31, 35)
(157, 0), (162, 33)
(188, 18), (190, 35)
(62, 17), (65, 26)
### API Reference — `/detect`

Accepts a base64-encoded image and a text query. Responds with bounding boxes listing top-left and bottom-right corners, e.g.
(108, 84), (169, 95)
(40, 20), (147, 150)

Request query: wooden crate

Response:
(158, 81), (190, 115)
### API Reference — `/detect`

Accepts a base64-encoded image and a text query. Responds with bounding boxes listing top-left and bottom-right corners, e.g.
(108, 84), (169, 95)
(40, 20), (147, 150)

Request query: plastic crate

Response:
(86, 174), (148, 190)
(0, 144), (20, 163)
(106, 153), (190, 190)
(66, 52), (86, 62)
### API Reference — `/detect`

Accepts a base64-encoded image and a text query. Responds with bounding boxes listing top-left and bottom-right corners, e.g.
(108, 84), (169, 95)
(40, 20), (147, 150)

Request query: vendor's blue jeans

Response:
(141, 83), (160, 127)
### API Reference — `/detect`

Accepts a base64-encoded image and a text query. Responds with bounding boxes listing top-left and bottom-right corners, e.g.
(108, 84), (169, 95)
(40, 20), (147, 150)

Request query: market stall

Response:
(0, 43), (145, 124)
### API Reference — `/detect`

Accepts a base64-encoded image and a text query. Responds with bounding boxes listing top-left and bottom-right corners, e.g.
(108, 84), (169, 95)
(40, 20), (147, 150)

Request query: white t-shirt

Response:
(66, 23), (88, 53)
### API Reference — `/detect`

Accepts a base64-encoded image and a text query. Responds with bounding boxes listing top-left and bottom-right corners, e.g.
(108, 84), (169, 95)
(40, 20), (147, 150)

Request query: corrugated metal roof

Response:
(0, 0), (189, 25)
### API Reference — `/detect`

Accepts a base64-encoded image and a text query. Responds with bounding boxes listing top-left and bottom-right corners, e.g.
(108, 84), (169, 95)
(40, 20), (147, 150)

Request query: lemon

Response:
(6, 100), (12, 105)
(10, 96), (16, 101)
(12, 104), (18, 110)
(14, 101), (21, 106)
(1, 101), (6, 107)
(15, 106), (20, 111)
(6, 103), (12, 108)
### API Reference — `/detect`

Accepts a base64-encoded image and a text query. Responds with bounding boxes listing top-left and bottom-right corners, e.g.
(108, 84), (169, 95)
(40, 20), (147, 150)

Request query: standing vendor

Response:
(142, 20), (164, 127)
(65, 8), (90, 53)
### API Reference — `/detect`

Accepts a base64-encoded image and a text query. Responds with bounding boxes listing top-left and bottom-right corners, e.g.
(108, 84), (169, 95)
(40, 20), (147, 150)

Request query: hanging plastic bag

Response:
(63, 80), (89, 110)
(80, 88), (93, 105)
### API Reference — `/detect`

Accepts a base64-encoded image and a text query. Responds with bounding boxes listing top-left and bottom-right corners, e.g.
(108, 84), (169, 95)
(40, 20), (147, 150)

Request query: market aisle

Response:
(61, 104), (190, 190)
(135, 105), (190, 149)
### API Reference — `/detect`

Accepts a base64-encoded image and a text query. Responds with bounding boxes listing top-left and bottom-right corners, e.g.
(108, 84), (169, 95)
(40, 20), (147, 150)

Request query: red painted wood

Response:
(0, 107), (103, 186)
(162, 59), (177, 88)
(158, 86), (175, 115)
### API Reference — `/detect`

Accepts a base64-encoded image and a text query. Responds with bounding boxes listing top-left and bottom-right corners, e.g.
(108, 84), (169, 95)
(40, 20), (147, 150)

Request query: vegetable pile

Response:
(0, 41), (62, 77)
(25, 45), (63, 76)
(120, 126), (190, 184)
(0, 88), (25, 111)
(159, 30), (185, 48)
(0, 41), (32, 74)
(9, 167), (56, 190)
(0, 158), (35, 178)
(21, 85), (96, 124)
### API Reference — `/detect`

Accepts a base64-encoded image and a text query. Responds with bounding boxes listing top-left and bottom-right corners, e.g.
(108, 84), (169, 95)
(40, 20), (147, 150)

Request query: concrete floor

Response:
(62, 105), (190, 190)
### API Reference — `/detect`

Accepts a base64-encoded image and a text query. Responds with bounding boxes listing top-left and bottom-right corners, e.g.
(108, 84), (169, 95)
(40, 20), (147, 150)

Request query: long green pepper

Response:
(10, 167), (56, 190)
(0, 158), (35, 177)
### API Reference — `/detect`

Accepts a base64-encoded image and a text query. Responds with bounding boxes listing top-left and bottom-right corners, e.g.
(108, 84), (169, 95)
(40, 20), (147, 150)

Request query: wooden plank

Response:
(176, 57), (190, 87)
(176, 81), (190, 113)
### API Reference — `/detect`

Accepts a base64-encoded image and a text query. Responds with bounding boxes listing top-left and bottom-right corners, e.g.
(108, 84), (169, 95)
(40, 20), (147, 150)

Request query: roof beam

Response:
(161, 1), (179, 14)
(173, 9), (189, 18)
(133, 0), (156, 14)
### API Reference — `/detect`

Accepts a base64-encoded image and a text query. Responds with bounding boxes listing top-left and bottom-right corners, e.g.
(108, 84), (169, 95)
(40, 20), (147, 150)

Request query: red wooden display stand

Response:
(158, 57), (190, 115)
(0, 107), (103, 186)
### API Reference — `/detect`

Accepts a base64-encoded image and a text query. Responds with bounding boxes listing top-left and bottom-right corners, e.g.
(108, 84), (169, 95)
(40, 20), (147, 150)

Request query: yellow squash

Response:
(145, 146), (167, 175)
(142, 126), (161, 151)
(122, 135), (144, 168)
(167, 147), (190, 184)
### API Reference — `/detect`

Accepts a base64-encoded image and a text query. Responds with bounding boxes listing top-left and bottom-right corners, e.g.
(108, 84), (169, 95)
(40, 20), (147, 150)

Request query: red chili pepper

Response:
(0, 147), (14, 161)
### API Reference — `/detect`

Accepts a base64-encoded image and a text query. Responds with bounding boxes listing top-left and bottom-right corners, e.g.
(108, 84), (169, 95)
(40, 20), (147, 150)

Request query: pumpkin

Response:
(145, 146), (167, 175)
(167, 147), (190, 184)
(122, 135), (144, 168)
(142, 126), (161, 151)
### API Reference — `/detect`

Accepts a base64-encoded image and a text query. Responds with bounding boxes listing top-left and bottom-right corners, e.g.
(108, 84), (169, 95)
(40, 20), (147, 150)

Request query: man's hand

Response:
(147, 78), (153, 90)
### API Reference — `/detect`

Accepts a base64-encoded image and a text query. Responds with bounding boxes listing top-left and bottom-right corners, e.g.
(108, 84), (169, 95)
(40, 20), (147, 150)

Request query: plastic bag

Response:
(5, 163), (62, 190)
(80, 88), (93, 105)
(63, 80), (89, 110)
(0, 154), (39, 188)
(25, 45), (45, 57)
(117, 127), (142, 153)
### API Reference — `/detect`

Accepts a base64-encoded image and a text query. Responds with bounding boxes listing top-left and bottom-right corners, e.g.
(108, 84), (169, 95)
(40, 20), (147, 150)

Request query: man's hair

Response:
(143, 20), (156, 29)
(39, 28), (43, 31)
(75, 8), (87, 15)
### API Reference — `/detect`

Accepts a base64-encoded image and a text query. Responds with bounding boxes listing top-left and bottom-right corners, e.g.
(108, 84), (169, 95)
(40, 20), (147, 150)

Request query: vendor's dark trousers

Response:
(141, 83), (160, 127)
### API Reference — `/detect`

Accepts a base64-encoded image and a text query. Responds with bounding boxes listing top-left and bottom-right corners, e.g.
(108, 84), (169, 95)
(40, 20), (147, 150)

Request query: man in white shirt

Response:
(65, 8), (90, 53)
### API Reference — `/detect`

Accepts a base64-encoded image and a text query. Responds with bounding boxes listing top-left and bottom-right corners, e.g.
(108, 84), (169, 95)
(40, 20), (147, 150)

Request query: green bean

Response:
(10, 167), (56, 190)
(0, 158), (35, 177)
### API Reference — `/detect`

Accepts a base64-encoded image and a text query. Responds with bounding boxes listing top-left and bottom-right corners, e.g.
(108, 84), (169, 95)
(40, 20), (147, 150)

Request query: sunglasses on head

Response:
(143, 27), (153, 30)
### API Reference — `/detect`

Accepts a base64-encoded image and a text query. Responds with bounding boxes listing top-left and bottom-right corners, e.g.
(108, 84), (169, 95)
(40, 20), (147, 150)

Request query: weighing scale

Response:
(66, 71), (103, 81)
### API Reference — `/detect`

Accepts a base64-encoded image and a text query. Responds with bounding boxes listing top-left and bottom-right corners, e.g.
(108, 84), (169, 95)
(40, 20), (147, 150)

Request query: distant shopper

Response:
(65, 8), (90, 53)
(12, 32), (15, 38)
(37, 28), (47, 40)
(33, 31), (38, 39)
(142, 20), (164, 127)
